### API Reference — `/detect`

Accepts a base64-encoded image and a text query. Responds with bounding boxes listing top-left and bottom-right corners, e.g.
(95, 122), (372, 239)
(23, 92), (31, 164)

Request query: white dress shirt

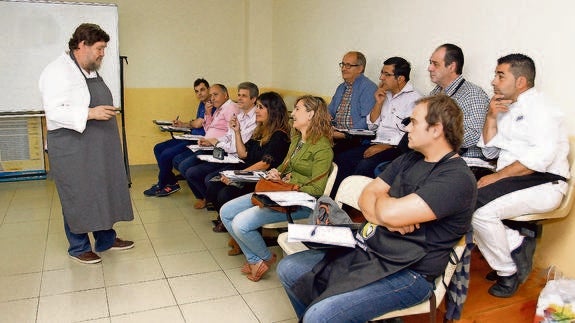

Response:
(478, 88), (569, 191)
(367, 82), (421, 146)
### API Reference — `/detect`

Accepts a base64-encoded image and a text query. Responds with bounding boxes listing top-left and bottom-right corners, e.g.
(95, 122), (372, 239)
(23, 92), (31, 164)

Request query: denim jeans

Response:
(153, 139), (189, 187)
(277, 250), (434, 323)
(64, 220), (116, 256)
(220, 193), (313, 264)
(184, 161), (228, 199)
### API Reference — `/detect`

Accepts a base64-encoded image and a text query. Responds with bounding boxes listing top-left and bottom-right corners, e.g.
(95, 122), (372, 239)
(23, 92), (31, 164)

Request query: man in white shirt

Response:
(473, 54), (569, 298)
(330, 57), (421, 196)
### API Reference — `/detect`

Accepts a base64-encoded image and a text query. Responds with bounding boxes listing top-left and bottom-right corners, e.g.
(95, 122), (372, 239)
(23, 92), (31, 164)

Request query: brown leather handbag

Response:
(250, 178), (299, 212)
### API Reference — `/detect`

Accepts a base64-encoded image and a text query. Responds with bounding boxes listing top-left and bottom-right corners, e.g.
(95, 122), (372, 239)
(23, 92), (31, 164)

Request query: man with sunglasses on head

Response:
(331, 56), (421, 195)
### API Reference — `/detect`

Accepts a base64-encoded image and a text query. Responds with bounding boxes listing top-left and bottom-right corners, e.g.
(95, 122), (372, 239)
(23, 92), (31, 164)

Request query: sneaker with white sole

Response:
(109, 238), (135, 250)
(69, 251), (101, 264)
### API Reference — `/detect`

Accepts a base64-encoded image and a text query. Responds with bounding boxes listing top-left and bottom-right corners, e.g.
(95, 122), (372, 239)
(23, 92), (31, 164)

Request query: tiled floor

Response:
(0, 165), (297, 323)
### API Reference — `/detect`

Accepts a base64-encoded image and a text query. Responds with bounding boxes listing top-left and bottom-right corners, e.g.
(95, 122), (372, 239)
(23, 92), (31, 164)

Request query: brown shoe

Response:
(213, 222), (228, 233)
(69, 251), (101, 264)
(194, 199), (206, 209)
(228, 238), (243, 256)
(110, 238), (135, 250)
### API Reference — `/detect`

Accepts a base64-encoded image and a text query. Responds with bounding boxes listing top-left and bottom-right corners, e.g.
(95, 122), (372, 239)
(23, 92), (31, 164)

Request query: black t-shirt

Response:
(243, 130), (290, 167)
(380, 151), (477, 277)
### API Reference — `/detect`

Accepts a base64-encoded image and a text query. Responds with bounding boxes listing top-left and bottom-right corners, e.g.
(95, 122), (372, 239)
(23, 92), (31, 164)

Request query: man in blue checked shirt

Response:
(428, 43), (493, 179)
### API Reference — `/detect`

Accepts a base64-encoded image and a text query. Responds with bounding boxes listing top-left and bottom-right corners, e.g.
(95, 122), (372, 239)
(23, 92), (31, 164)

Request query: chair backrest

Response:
(511, 136), (575, 222)
(333, 175), (372, 210)
(370, 235), (467, 322)
(323, 162), (338, 196)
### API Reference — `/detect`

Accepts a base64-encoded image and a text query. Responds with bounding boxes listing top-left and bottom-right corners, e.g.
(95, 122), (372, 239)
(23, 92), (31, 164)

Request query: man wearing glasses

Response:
(331, 57), (422, 195)
(328, 51), (377, 195)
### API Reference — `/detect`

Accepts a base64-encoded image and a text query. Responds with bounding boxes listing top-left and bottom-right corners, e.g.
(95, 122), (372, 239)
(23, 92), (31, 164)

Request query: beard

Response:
(85, 58), (102, 72)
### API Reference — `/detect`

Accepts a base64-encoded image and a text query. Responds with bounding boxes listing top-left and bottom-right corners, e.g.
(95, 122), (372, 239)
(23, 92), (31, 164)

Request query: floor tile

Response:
(168, 271), (238, 304)
(40, 265), (104, 296)
(0, 298), (38, 323)
(37, 288), (108, 323)
(107, 279), (176, 316)
(242, 287), (297, 323)
(179, 295), (258, 323)
(103, 256), (165, 286)
(110, 306), (185, 323)
(159, 250), (220, 277)
(0, 272), (41, 302)
(149, 233), (206, 256)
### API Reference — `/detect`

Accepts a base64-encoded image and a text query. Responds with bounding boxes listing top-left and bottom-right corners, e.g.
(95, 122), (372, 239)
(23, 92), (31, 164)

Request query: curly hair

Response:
(292, 95), (333, 145)
(68, 23), (110, 51)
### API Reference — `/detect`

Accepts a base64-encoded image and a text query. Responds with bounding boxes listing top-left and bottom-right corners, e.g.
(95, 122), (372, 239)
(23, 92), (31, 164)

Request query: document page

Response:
(256, 191), (316, 209)
(287, 223), (356, 248)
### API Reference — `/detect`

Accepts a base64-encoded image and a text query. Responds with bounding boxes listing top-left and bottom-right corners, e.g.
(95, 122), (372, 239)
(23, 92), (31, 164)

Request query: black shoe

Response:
(488, 273), (519, 298)
(175, 174), (185, 181)
(511, 236), (536, 284)
(485, 270), (499, 281)
(211, 219), (221, 226)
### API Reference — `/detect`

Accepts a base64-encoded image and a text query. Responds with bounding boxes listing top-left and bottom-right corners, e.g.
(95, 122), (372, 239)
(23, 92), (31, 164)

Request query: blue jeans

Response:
(220, 193), (313, 264)
(153, 139), (189, 187)
(64, 220), (116, 256)
(277, 250), (434, 323)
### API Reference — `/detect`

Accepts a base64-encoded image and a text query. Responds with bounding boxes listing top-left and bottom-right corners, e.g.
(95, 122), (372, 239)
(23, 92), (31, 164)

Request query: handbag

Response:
(251, 178), (299, 213)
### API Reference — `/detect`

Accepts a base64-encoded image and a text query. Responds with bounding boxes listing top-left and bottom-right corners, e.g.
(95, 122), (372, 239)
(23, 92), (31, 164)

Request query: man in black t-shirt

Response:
(277, 94), (477, 322)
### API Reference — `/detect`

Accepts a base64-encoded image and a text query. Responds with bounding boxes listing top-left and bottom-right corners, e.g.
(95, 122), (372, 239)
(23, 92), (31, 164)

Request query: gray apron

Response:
(47, 54), (133, 233)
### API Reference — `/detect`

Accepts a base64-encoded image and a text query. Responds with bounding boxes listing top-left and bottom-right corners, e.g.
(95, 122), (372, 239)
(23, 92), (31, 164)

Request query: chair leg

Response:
(429, 294), (436, 323)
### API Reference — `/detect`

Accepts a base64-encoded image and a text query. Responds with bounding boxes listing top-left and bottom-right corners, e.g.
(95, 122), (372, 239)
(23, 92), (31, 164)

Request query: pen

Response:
(311, 225), (318, 236)
(176, 115), (180, 121)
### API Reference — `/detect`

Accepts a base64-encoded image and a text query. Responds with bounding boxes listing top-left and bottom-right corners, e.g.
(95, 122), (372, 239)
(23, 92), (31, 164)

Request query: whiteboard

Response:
(0, 0), (120, 114)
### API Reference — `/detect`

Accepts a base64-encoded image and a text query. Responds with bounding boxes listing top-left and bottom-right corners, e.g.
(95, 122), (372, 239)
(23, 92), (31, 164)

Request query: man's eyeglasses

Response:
(381, 72), (395, 77)
(339, 62), (360, 69)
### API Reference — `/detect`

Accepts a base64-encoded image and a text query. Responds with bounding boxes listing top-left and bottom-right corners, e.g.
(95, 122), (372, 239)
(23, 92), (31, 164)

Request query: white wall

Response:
(118, 0), (247, 88)
(272, 0), (575, 130)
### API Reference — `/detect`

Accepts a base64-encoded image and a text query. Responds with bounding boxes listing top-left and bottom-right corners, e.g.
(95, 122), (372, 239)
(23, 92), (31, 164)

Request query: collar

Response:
(441, 75), (465, 96)
(391, 82), (416, 99)
(239, 106), (257, 119)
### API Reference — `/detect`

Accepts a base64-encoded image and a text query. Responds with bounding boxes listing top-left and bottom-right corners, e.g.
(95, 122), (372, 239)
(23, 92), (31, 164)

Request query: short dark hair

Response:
(438, 43), (464, 75)
(383, 56), (411, 82)
(416, 94), (464, 152)
(238, 82), (259, 99)
(194, 78), (209, 88)
(497, 53), (536, 87)
(68, 23), (110, 51)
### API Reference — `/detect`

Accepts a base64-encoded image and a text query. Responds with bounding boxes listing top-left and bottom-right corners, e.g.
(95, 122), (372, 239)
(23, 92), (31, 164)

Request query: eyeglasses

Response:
(339, 62), (360, 69)
(381, 72), (395, 77)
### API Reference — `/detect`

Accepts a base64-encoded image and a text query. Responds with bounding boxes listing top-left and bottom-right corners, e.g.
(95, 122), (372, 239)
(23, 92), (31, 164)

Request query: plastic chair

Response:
(503, 137), (575, 237)
(262, 162), (338, 229)
(277, 175), (372, 255)
(368, 236), (467, 323)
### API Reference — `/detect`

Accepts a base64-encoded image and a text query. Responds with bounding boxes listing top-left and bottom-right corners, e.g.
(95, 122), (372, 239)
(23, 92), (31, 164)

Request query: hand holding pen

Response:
(172, 115), (182, 127)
